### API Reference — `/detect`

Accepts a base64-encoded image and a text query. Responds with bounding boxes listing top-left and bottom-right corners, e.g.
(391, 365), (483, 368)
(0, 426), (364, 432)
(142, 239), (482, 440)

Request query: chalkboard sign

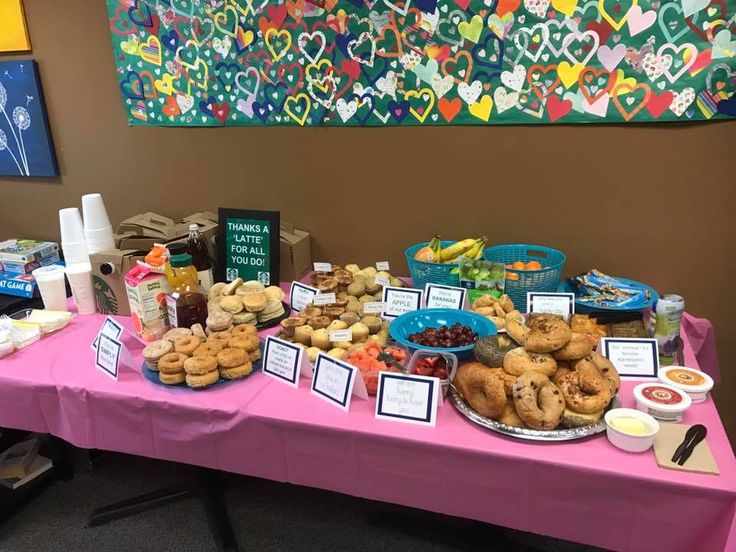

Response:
(218, 208), (279, 285)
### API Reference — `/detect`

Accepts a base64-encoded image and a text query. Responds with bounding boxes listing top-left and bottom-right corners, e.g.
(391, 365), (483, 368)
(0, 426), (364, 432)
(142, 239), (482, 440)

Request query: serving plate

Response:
(558, 276), (658, 313)
(254, 301), (291, 330)
(449, 386), (620, 441)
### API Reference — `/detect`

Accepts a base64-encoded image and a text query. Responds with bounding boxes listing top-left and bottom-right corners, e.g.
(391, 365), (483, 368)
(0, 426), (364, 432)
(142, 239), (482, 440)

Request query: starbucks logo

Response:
(226, 268), (239, 280)
(257, 271), (270, 285)
(93, 275), (119, 314)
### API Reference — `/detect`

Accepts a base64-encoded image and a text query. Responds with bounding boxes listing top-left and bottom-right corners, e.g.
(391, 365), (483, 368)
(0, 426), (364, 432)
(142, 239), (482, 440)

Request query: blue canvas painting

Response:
(0, 60), (57, 177)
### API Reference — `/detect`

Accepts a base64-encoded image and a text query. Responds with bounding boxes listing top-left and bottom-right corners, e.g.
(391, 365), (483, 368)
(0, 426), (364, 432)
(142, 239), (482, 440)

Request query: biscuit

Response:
(222, 278), (243, 295)
(186, 370), (219, 388)
(208, 282), (227, 301)
(242, 292), (268, 312)
(242, 280), (265, 294)
(206, 311), (233, 332)
(232, 311), (257, 325)
(220, 295), (244, 314)
(184, 355), (217, 375)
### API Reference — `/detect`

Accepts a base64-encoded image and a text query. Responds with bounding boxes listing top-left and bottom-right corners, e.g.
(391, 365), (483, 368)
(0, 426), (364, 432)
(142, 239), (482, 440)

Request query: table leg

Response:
(87, 485), (192, 527)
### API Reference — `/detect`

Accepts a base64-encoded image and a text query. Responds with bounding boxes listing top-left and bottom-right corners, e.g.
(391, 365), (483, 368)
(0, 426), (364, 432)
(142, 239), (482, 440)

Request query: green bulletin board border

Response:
(218, 208), (280, 285)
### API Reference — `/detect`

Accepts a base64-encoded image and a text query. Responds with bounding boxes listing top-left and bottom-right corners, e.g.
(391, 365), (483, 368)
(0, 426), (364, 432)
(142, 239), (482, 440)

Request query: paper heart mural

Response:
(106, 0), (736, 125)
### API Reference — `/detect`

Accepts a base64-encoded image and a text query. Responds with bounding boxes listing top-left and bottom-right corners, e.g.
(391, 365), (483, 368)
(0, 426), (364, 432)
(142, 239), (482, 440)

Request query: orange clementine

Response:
(511, 261), (526, 270)
(525, 260), (542, 270)
(506, 273), (519, 281)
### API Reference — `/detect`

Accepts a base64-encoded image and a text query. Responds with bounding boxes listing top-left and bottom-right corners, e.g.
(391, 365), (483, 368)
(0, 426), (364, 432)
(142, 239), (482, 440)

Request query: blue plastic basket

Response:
(405, 241), (461, 289)
(484, 244), (566, 312)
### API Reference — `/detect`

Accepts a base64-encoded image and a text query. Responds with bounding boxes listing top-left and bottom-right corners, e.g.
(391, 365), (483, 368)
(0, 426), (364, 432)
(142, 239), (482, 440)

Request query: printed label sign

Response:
(91, 316), (124, 351)
(263, 336), (303, 387)
(313, 293), (336, 305)
(601, 338), (660, 379)
(425, 284), (466, 310)
(311, 353), (367, 411)
(381, 287), (423, 319)
(290, 281), (318, 312)
(95, 334), (123, 380)
(527, 292), (575, 319)
(218, 209), (279, 286)
(375, 373), (439, 427)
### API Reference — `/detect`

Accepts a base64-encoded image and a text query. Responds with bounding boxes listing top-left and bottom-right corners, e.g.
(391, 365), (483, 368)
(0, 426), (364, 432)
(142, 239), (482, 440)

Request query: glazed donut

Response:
(193, 342), (223, 358)
(512, 371), (565, 430)
(157, 352), (188, 374)
(454, 362), (507, 419)
(498, 402), (526, 428)
(552, 332), (596, 360)
(558, 372), (612, 414)
(524, 316), (572, 353)
(186, 370), (219, 388)
(159, 371), (186, 385)
(506, 318), (529, 346)
(219, 362), (253, 380)
(184, 355), (217, 375)
(228, 334), (259, 352)
(588, 351), (620, 394)
(231, 324), (258, 338)
(207, 331), (232, 345)
(163, 327), (192, 342)
(174, 336), (202, 356)
(217, 347), (247, 368)
(503, 347), (557, 377)
(486, 367), (517, 397)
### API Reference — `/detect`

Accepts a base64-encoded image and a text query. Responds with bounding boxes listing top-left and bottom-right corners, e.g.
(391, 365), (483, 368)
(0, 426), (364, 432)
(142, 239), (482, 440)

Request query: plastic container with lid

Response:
(633, 382), (692, 422)
(658, 366), (714, 403)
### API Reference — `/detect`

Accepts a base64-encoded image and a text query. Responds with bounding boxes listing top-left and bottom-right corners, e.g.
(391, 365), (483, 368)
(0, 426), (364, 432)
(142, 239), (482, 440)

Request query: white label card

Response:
(376, 261), (390, 271)
(381, 286), (423, 319)
(290, 281), (318, 312)
(363, 302), (385, 314)
(313, 292), (336, 305)
(375, 276), (391, 287)
(527, 292), (575, 320)
(424, 283), (467, 310)
(375, 372), (439, 427)
(313, 262), (332, 272)
(329, 329), (353, 342)
(95, 334), (129, 380)
(91, 316), (124, 351)
(311, 353), (368, 411)
(601, 338), (660, 379)
(263, 336), (304, 387)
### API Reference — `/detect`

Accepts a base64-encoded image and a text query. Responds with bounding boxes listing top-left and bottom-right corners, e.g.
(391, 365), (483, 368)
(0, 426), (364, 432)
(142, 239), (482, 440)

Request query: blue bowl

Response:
(389, 309), (497, 360)
(558, 276), (659, 313)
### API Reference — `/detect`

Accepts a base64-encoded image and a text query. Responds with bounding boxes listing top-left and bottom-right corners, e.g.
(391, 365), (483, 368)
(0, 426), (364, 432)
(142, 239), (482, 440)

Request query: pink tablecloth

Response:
(0, 306), (734, 552)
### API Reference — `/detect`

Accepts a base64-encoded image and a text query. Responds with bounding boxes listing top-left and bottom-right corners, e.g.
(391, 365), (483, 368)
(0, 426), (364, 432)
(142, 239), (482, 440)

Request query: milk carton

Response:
(124, 262), (171, 341)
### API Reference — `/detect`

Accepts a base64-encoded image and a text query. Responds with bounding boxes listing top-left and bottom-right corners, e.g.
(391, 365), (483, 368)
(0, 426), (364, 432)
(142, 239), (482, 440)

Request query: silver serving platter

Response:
(449, 386), (620, 442)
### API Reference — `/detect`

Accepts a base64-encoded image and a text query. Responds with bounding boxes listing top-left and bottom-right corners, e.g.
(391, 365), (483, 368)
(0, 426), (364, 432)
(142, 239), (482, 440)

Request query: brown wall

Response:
(3, 2), (735, 441)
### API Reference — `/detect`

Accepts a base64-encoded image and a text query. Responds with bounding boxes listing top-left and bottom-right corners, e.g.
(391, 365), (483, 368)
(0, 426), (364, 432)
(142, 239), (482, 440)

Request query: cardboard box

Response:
(279, 221), (311, 282)
(90, 249), (146, 316)
(117, 212), (218, 254)
(0, 240), (58, 264)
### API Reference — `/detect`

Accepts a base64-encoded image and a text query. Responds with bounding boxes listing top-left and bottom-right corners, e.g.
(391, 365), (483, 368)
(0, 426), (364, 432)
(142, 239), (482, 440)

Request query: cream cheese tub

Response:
(633, 382), (692, 422)
(658, 366), (714, 404)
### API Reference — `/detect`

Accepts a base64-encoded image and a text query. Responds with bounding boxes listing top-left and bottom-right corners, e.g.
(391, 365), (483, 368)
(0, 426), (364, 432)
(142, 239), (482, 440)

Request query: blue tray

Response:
(142, 339), (264, 390)
(558, 276), (659, 313)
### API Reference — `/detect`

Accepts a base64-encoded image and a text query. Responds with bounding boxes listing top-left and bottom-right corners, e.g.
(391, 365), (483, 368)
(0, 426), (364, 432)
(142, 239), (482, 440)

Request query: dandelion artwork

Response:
(0, 61), (57, 178)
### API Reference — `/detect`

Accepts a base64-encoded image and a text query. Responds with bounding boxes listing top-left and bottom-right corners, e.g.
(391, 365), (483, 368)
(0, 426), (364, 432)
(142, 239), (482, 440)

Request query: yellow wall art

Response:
(0, 0), (31, 53)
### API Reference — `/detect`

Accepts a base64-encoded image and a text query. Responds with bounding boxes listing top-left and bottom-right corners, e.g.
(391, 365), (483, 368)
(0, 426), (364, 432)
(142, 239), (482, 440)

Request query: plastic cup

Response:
(32, 266), (68, 312)
(65, 263), (96, 314)
(82, 193), (112, 232)
(59, 207), (85, 244)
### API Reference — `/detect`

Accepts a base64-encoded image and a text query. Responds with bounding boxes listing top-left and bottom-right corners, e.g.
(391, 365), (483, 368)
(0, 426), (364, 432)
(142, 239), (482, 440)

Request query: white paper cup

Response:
(59, 207), (86, 244)
(62, 240), (90, 265)
(84, 227), (115, 254)
(82, 193), (112, 232)
(65, 262), (96, 314)
(32, 265), (68, 312)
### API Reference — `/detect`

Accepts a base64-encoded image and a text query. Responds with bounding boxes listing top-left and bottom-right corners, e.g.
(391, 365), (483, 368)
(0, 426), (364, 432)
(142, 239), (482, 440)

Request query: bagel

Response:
(498, 402), (526, 428)
(524, 316), (572, 353)
(552, 332), (596, 360)
(558, 372), (612, 414)
(561, 408), (604, 428)
(512, 371), (565, 430)
(454, 362), (507, 419)
(503, 347), (557, 377)
(575, 356), (606, 395)
(474, 334), (519, 368)
(506, 318), (529, 346)
(486, 367), (517, 397)
(551, 361), (573, 386)
(588, 351), (621, 394)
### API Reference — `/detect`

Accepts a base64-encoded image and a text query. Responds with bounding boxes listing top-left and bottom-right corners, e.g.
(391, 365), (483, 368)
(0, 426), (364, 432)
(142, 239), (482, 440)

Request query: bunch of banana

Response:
(439, 236), (487, 263)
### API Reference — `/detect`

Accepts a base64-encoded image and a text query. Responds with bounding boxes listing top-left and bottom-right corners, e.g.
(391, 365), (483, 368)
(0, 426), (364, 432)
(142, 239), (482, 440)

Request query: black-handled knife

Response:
(671, 424), (707, 466)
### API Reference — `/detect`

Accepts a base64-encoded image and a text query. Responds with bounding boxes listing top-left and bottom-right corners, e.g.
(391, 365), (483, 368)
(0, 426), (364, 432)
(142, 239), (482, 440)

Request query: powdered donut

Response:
(512, 371), (565, 430)
(217, 347), (247, 368)
(184, 355), (217, 375)
(157, 352), (188, 375)
(191, 323), (207, 340)
(454, 362), (507, 419)
(142, 340), (173, 370)
(503, 347), (557, 377)
(174, 335), (202, 356)
(552, 332), (596, 361)
(193, 342), (223, 358)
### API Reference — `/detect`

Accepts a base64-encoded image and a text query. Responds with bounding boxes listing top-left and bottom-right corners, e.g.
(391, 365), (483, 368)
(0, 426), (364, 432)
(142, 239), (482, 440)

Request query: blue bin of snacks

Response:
(484, 244), (566, 312)
(405, 241), (461, 289)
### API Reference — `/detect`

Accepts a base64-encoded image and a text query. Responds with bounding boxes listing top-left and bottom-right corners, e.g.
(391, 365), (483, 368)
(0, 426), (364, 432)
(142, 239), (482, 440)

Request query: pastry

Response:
(217, 347), (247, 368)
(327, 348), (347, 360)
(157, 352), (188, 375)
(364, 277), (380, 294)
(193, 342), (223, 358)
(208, 282), (227, 301)
(232, 311), (257, 325)
(345, 302), (362, 314)
(347, 281), (365, 297)
(360, 316), (382, 334)
(242, 292), (268, 312)
(184, 355), (218, 375)
(231, 323), (258, 338)
(159, 371), (186, 385)
(280, 317), (304, 337)
(219, 362), (253, 380)
(301, 306), (322, 318)
(311, 328), (331, 350)
(264, 285), (286, 302)
(242, 280), (265, 294)
(186, 370), (220, 388)
(322, 305), (345, 318)
(524, 316), (572, 353)
(163, 327), (192, 342)
(498, 294), (515, 313)
(317, 277), (338, 294)
(327, 320), (348, 331)
(220, 295), (245, 314)
(344, 264), (360, 274)
(472, 294), (498, 309)
(207, 330), (232, 346)
(174, 335), (202, 356)
(339, 312), (361, 326)
(306, 347), (321, 363)
(454, 362), (507, 419)
(512, 371), (565, 430)
(222, 278), (243, 295)
(503, 347), (557, 377)
(349, 322), (370, 341)
(142, 340), (173, 370)
(294, 325), (314, 346)
(389, 277), (404, 288)
(552, 332), (596, 360)
(307, 316), (331, 330)
(206, 311), (233, 332)
(570, 314), (607, 341)
(191, 323), (207, 340)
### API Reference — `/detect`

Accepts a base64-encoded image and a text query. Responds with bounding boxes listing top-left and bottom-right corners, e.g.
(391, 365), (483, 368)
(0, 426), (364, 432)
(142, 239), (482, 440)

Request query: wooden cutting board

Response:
(653, 423), (719, 475)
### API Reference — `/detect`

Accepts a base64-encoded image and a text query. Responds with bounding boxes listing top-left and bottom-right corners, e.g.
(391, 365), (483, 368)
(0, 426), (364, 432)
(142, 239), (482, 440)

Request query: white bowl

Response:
(604, 408), (660, 453)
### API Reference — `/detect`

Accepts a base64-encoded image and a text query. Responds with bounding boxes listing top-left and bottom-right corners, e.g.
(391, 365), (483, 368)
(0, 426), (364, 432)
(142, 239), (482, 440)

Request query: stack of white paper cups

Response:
(65, 262), (96, 314)
(59, 208), (89, 265)
(82, 193), (115, 254)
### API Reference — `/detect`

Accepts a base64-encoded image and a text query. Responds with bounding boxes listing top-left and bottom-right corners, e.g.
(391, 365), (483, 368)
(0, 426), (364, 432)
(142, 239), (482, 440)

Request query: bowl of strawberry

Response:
(407, 350), (459, 396)
(389, 309), (497, 359)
